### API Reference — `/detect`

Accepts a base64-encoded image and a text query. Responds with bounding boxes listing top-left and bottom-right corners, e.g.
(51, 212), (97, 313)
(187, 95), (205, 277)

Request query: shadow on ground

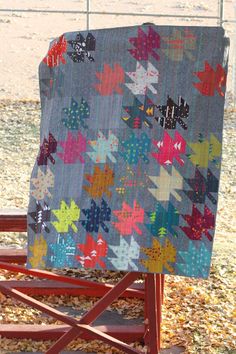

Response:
(10, 306), (185, 353)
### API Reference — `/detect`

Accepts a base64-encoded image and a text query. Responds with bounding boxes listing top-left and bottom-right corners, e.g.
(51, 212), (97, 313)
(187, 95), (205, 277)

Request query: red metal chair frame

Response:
(0, 210), (164, 353)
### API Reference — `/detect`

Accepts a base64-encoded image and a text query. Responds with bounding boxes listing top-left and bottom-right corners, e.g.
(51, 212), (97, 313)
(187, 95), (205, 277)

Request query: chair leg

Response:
(145, 274), (161, 354)
(155, 274), (162, 351)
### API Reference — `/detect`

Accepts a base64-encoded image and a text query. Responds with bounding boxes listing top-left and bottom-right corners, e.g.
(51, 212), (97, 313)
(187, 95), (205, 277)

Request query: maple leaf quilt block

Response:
(37, 133), (57, 165)
(151, 131), (186, 166)
(94, 63), (125, 96)
(193, 61), (227, 97)
(67, 32), (96, 63)
(57, 132), (87, 164)
(27, 25), (229, 278)
(119, 132), (151, 164)
(180, 204), (215, 242)
(49, 234), (77, 268)
(162, 29), (197, 62)
(122, 96), (156, 129)
(87, 130), (119, 163)
(77, 234), (108, 268)
(28, 202), (51, 234)
(115, 165), (150, 195)
(51, 200), (80, 233)
(80, 199), (111, 233)
(43, 34), (67, 68)
(40, 67), (65, 101)
(128, 26), (161, 61)
(83, 164), (115, 198)
(31, 168), (54, 200)
(125, 62), (159, 95)
(155, 96), (189, 130)
(146, 202), (179, 238)
(184, 168), (219, 205)
(109, 236), (140, 271)
(187, 133), (222, 168)
(112, 200), (145, 236)
(148, 167), (183, 202)
(62, 98), (90, 130)
(140, 238), (177, 274)
(177, 241), (212, 278)
(28, 235), (48, 268)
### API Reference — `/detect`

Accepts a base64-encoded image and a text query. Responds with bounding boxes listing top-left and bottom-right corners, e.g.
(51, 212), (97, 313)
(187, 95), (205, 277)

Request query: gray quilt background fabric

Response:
(27, 24), (229, 278)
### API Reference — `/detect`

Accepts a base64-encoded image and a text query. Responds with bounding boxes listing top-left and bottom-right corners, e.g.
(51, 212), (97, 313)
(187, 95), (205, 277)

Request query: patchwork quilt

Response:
(27, 24), (229, 278)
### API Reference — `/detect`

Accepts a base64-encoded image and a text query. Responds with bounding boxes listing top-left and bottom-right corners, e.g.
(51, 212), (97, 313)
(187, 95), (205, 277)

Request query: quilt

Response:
(27, 24), (229, 278)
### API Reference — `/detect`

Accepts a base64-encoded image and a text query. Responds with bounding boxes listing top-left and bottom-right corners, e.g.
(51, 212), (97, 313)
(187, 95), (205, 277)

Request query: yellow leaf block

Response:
(29, 235), (48, 268)
(140, 238), (176, 273)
